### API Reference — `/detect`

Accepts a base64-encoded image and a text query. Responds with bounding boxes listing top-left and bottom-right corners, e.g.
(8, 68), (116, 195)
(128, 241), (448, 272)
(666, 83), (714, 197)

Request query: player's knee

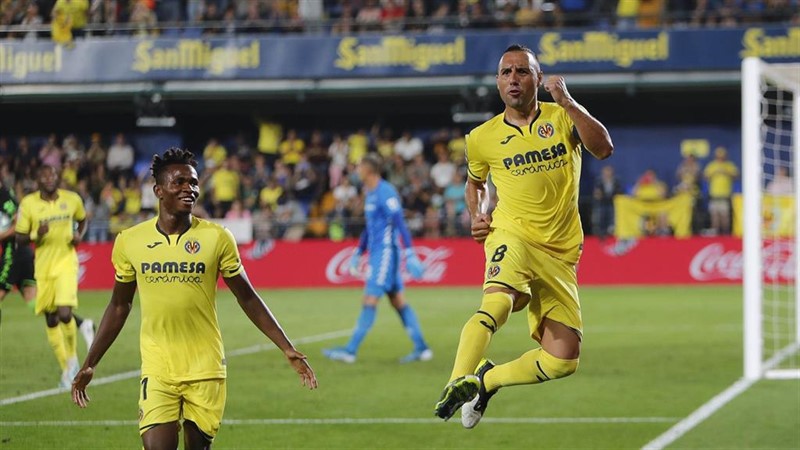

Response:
(539, 349), (579, 380)
(45, 314), (59, 328)
(57, 309), (72, 323)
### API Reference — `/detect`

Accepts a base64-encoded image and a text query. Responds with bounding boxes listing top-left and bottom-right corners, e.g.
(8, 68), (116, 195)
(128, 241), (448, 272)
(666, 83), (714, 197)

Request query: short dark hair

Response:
(360, 152), (382, 174)
(504, 44), (539, 64)
(37, 164), (58, 176)
(151, 147), (198, 183)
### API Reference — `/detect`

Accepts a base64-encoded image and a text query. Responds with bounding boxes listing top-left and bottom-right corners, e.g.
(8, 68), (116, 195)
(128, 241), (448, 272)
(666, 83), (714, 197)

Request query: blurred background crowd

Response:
(0, 122), (758, 244)
(0, 0), (798, 43)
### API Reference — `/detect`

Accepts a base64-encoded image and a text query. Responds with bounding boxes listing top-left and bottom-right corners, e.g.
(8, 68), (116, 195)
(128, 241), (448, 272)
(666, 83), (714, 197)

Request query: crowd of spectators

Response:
(0, 124), (472, 243)
(1, 0), (797, 42)
(3, 125), (784, 243)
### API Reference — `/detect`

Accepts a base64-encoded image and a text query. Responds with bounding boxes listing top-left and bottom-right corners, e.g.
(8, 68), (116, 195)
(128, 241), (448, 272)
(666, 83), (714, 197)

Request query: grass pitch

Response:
(0, 286), (798, 449)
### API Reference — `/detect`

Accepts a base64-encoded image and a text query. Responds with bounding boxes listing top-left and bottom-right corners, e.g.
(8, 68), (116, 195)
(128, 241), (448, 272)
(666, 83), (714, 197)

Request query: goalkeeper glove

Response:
(404, 248), (424, 280)
(349, 248), (362, 276)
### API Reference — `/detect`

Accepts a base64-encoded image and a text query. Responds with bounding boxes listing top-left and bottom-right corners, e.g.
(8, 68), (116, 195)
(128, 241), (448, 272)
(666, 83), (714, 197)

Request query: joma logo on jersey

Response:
(503, 143), (568, 169)
(184, 240), (201, 254)
(500, 135), (516, 145)
(140, 261), (207, 274)
(537, 122), (555, 138)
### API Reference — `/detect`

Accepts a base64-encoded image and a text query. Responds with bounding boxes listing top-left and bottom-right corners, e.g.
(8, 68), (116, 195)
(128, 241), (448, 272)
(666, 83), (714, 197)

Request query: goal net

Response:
(742, 57), (800, 380)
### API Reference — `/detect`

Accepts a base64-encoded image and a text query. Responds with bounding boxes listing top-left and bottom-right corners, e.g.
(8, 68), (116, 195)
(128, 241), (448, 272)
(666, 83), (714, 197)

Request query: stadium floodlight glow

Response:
(136, 117), (177, 128)
(452, 112), (495, 123)
(742, 57), (800, 380)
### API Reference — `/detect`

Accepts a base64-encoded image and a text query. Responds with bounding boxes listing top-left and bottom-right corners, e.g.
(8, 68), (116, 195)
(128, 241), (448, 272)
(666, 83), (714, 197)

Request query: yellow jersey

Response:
(704, 160), (738, 198)
(467, 102), (584, 264)
(16, 189), (86, 277)
(111, 216), (243, 381)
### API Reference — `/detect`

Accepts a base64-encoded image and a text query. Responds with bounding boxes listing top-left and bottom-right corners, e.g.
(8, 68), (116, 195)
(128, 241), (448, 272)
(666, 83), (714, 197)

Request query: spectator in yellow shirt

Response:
(703, 146), (739, 236)
(203, 138), (228, 170)
(347, 129), (369, 166)
(209, 157), (240, 217)
(633, 169), (669, 236)
(447, 128), (466, 164)
(122, 178), (143, 216)
(279, 129), (305, 168)
(259, 176), (284, 211)
(52, 0), (88, 38)
(50, 6), (73, 45)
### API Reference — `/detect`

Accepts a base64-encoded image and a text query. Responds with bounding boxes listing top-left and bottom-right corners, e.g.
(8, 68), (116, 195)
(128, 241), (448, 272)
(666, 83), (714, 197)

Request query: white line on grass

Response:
(0, 328), (351, 407)
(640, 378), (755, 450)
(0, 417), (679, 427)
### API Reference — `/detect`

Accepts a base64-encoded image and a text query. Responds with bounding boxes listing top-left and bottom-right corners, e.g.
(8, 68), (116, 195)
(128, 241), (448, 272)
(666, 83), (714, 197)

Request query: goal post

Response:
(742, 57), (800, 380)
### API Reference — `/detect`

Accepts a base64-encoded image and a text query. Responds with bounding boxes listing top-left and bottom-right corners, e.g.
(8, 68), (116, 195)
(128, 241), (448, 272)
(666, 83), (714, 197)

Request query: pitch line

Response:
(0, 328), (351, 407)
(641, 378), (756, 450)
(0, 417), (679, 427)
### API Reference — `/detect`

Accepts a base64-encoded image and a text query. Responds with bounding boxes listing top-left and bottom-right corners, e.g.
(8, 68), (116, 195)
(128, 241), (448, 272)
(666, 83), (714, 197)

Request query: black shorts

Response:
(0, 244), (35, 292)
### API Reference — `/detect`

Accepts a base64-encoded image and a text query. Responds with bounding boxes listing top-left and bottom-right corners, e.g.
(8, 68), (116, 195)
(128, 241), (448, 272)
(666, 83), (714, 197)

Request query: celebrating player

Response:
(71, 148), (317, 450)
(0, 180), (95, 346)
(15, 166), (93, 388)
(323, 153), (432, 364)
(433, 44), (614, 427)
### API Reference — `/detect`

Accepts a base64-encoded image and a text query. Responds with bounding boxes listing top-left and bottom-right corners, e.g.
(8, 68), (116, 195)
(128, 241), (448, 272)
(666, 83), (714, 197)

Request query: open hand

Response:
(71, 366), (95, 408)
(285, 349), (318, 390)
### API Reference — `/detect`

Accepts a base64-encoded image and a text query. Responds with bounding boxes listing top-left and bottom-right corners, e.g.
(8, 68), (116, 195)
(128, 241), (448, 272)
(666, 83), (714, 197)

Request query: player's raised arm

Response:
(224, 272), (318, 389)
(72, 280), (136, 408)
(543, 75), (614, 160)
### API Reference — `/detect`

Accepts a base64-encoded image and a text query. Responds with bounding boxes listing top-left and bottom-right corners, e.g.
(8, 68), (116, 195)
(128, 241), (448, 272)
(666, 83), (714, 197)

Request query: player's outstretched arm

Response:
(72, 280), (136, 408)
(225, 272), (318, 389)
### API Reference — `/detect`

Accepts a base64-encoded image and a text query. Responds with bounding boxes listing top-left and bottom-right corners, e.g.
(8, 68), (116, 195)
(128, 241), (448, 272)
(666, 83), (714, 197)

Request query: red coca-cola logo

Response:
(689, 241), (794, 282)
(325, 246), (452, 284)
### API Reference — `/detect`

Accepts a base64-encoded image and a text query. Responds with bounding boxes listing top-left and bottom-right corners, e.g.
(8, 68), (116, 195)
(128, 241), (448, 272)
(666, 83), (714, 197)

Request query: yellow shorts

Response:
(138, 376), (226, 440)
(483, 228), (582, 342)
(34, 272), (78, 315)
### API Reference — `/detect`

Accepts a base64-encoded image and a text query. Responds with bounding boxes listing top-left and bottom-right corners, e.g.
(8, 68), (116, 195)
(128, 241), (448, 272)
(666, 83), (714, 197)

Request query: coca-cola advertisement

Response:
(579, 237), (793, 285)
(74, 237), (792, 290)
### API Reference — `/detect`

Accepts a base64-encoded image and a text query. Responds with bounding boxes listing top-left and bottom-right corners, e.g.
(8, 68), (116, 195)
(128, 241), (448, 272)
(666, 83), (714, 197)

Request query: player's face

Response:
(38, 167), (59, 195)
(496, 51), (541, 110)
(155, 164), (200, 215)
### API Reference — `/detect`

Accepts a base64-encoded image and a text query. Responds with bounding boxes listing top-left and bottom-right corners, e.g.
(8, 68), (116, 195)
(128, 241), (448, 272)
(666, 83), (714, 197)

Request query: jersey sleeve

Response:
(111, 232), (136, 283)
(72, 192), (87, 221)
(465, 132), (488, 182)
(218, 227), (244, 279)
(14, 197), (32, 235)
(384, 190), (413, 249)
(558, 107), (581, 150)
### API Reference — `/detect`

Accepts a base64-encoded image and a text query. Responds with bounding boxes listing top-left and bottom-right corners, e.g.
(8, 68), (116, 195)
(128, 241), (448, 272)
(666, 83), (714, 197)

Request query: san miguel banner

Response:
(75, 236), (791, 290)
(1, 26), (797, 84)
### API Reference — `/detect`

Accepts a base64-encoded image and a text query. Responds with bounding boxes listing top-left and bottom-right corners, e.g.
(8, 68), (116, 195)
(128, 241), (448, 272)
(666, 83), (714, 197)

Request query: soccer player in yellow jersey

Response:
(71, 148), (317, 450)
(16, 165), (90, 389)
(434, 44), (614, 427)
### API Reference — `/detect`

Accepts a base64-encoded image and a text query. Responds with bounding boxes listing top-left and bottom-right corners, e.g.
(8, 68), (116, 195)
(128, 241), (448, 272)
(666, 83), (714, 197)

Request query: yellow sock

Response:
(60, 317), (78, 359)
(448, 292), (513, 382)
(484, 348), (579, 392)
(45, 325), (67, 371)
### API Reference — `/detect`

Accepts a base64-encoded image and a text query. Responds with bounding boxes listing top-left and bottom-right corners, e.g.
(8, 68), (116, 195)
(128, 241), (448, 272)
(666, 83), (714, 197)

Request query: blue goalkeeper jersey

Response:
(360, 179), (412, 255)
(357, 179), (413, 295)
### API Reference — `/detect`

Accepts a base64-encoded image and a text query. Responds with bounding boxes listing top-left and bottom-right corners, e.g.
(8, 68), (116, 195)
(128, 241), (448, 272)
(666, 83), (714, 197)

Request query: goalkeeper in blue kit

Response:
(323, 153), (432, 364)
